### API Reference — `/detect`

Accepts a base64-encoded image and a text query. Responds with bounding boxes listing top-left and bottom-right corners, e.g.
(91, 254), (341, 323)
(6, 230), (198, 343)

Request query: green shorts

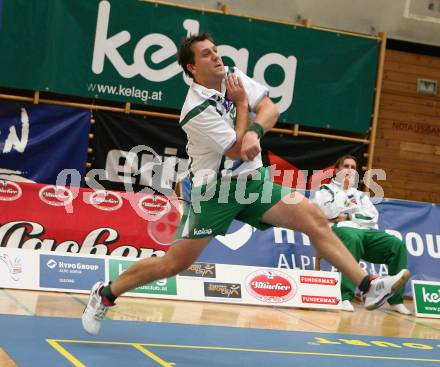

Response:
(175, 167), (292, 239)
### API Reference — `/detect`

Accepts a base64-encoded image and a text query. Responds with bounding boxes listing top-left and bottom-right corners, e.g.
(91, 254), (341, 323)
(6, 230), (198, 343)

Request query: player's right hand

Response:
(343, 175), (350, 191)
(226, 74), (248, 107)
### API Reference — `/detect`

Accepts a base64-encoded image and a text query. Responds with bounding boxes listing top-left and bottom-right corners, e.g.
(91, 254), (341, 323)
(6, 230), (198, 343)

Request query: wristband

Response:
(246, 122), (265, 139)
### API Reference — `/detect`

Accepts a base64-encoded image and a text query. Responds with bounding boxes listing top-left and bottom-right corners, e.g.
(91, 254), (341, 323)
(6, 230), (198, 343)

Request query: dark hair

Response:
(335, 155), (358, 169)
(177, 32), (214, 79)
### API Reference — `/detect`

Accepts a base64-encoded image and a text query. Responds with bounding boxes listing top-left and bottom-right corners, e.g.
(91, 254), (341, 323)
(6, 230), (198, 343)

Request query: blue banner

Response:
(0, 101), (90, 185)
(198, 198), (440, 295)
(39, 254), (105, 291)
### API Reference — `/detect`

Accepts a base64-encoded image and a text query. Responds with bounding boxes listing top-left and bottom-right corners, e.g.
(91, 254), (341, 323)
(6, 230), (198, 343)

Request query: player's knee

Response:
(308, 204), (329, 229)
(161, 257), (192, 278)
(301, 205), (331, 240)
(389, 236), (406, 252)
(160, 261), (179, 278)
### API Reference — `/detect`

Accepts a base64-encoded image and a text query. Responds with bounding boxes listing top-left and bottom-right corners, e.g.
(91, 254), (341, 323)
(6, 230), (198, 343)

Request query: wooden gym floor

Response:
(1, 288), (440, 366)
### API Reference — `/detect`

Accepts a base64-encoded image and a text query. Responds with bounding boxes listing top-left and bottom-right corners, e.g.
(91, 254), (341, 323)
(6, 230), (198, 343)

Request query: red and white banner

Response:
(0, 180), (181, 257)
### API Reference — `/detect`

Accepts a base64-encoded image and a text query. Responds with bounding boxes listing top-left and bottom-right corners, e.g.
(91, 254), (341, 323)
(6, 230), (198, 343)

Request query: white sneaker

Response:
(363, 269), (410, 310)
(389, 303), (412, 315)
(341, 300), (354, 312)
(82, 281), (113, 336)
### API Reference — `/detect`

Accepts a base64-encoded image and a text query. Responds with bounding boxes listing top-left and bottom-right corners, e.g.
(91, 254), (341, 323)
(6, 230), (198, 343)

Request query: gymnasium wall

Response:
(374, 49), (440, 203)
(167, 0), (440, 46)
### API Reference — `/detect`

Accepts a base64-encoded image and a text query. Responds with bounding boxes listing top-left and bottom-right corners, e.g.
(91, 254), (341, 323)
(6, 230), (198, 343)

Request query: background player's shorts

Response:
(175, 167), (292, 239)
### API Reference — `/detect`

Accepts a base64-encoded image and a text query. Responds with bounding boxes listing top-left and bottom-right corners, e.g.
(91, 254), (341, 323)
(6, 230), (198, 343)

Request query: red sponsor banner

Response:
(301, 295), (340, 305)
(0, 180), (181, 257)
(299, 275), (338, 286)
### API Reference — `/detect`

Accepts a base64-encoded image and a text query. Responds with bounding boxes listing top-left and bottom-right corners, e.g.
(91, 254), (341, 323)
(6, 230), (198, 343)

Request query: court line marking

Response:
(133, 343), (175, 367)
(46, 339), (85, 367)
(46, 339), (174, 367)
(48, 339), (440, 363)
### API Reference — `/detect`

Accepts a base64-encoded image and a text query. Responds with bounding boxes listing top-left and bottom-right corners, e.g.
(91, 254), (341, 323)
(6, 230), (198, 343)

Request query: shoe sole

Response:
(366, 269), (410, 311)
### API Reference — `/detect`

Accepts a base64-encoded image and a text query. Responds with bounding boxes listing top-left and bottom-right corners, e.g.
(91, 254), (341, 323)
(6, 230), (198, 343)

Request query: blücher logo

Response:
(193, 228), (213, 236)
(138, 194), (171, 220)
(0, 180), (22, 201)
(89, 190), (123, 211)
(46, 259), (57, 269)
(246, 270), (297, 303)
(39, 186), (74, 207)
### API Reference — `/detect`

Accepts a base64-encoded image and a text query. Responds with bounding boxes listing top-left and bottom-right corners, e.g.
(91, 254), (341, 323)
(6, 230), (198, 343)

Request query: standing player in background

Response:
(82, 33), (410, 335)
(314, 155), (410, 314)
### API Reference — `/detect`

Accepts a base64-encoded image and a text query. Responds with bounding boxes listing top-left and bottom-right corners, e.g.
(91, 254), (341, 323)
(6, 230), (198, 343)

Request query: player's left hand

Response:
(241, 131), (261, 161)
(330, 213), (349, 223)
